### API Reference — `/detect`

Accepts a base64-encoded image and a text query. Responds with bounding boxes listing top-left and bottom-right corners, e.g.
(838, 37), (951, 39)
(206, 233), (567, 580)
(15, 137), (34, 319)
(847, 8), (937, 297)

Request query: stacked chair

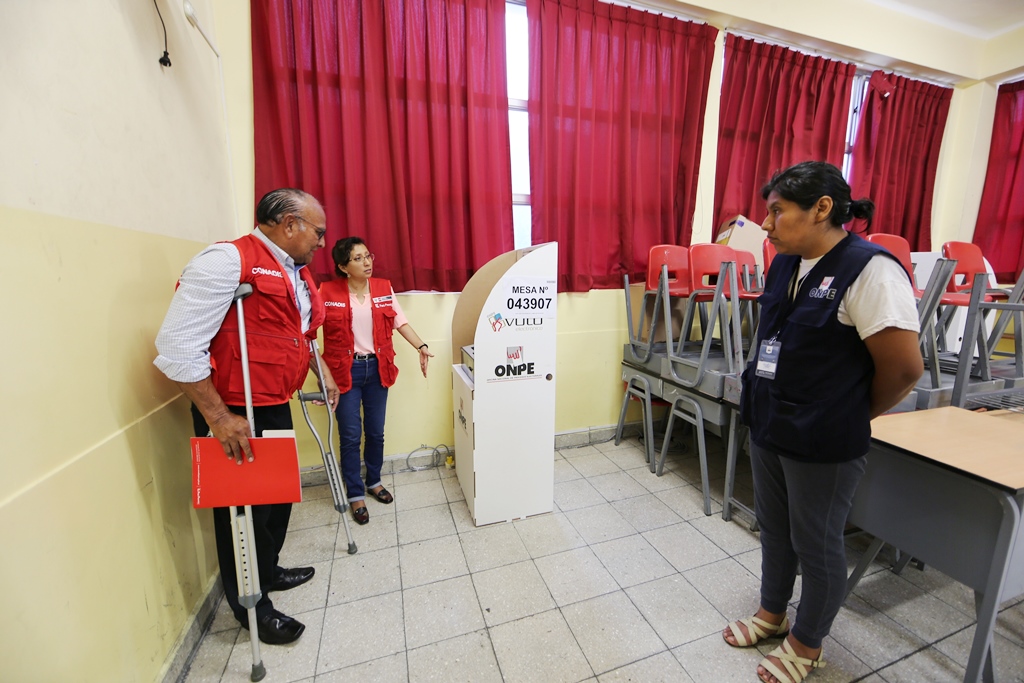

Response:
(885, 239), (1020, 408)
(949, 264), (1024, 410)
(619, 246), (689, 467)
(620, 235), (1024, 530)
(865, 234), (956, 394)
(761, 238), (776, 275)
(618, 244), (750, 516)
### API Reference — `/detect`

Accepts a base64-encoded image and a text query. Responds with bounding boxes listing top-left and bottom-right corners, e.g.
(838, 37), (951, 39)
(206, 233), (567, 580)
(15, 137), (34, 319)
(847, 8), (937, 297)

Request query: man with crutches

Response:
(155, 188), (338, 652)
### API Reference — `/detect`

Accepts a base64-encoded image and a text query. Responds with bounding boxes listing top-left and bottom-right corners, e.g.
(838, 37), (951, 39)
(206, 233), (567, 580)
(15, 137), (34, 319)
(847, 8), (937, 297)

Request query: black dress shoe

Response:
(368, 486), (394, 504)
(352, 504), (369, 525)
(240, 610), (305, 645)
(269, 566), (315, 592)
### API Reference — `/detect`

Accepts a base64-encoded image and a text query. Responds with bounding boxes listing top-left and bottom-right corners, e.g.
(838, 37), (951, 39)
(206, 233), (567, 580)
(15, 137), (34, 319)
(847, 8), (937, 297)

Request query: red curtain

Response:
(849, 71), (952, 251)
(527, 0), (717, 292)
(714, 35), (855, 237)
(973, 80), (1024, 283)
(251, 0), (513, 291)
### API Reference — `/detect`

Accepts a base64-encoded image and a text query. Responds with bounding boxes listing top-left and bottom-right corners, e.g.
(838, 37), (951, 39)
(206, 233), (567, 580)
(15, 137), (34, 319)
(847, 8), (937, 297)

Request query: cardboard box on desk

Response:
(716, 215), (764, 270)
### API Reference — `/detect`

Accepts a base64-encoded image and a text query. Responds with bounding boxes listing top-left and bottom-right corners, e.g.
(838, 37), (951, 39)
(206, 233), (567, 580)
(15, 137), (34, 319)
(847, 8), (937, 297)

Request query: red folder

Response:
(191, 436), (302, 508)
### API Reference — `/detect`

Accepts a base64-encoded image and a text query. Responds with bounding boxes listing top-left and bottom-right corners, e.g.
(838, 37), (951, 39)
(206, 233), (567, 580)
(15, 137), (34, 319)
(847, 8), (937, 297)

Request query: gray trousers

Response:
(750, 441), (866, 648)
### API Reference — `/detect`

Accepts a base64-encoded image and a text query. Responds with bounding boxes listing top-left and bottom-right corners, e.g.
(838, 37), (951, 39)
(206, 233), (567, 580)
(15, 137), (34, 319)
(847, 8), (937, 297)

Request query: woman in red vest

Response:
(320, 237), (433, 525)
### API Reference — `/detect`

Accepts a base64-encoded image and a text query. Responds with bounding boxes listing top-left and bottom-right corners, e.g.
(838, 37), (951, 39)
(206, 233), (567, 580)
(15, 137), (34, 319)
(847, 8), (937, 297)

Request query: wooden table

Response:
(845, 407), (1024, 683)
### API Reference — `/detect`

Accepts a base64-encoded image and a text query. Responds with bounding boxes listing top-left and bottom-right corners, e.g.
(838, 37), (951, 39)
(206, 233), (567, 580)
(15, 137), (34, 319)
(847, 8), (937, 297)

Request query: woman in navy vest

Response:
(723, 162), (922, 683)
(320, 237), (433, 525)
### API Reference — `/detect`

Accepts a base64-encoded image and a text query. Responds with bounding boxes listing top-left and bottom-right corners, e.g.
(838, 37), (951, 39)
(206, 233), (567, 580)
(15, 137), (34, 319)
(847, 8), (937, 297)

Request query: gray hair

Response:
(255, 188), (314, 225)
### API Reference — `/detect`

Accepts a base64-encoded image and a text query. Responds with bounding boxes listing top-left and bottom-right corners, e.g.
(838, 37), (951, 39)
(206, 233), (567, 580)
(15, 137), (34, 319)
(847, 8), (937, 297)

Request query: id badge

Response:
(755, 340), (782, 379)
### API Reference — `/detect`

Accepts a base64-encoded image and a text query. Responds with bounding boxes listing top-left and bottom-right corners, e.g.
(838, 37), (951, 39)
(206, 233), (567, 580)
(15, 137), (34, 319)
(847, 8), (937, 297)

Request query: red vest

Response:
(319, 277), (399, 392)
(208, 234), (325, 406)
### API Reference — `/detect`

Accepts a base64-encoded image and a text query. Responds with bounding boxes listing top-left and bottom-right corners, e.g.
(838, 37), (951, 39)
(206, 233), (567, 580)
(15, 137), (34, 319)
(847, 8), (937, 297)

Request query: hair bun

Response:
(850, 198), (876, 222)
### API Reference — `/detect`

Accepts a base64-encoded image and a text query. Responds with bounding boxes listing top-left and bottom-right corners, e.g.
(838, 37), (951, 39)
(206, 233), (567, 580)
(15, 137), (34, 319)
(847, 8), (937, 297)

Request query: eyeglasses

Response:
(293, 215), (327, 241)
(350, 253), (375, 264)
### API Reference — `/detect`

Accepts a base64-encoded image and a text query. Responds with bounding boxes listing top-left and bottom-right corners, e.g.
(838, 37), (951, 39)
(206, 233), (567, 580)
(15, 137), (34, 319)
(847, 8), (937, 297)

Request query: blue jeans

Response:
(335, 357), (389, 503)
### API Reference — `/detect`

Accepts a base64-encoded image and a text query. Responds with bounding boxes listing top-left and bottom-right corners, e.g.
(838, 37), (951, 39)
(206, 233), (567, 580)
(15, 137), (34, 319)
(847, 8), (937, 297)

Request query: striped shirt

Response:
(154, 228), (313, 383)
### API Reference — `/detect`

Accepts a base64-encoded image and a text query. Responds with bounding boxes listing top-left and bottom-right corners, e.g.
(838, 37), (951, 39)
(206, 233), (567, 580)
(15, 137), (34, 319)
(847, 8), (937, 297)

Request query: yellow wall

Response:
(4, 0), (1024, 679)
(0, 0), (233, 679)
(294, 293), (464, 466)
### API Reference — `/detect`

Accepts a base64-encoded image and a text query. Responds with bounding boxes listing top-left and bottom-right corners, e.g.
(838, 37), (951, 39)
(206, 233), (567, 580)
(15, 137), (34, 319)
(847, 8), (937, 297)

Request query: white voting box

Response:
(451, 243), (558, 526)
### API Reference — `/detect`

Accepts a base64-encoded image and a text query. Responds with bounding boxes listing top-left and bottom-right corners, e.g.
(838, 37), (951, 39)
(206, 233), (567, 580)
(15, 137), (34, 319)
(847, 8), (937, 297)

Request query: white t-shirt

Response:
(794, 253), (920, 340)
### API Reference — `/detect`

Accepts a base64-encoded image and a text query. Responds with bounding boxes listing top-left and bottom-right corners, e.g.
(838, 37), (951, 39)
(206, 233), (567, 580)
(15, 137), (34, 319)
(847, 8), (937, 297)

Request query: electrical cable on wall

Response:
(153, 0), (172, 66)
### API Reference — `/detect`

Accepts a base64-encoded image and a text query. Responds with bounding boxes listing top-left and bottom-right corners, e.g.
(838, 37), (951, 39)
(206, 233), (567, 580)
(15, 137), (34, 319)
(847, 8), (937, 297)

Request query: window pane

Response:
(513, 204), (532, 249)
(509, 109), (530, 196)
(843, 74), (870, 180)
(506, 3), (528, 100)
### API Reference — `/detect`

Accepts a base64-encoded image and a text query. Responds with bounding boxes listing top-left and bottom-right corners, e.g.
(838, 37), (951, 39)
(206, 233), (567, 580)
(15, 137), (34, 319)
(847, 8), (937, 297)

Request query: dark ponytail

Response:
(848, 198), (875, 229)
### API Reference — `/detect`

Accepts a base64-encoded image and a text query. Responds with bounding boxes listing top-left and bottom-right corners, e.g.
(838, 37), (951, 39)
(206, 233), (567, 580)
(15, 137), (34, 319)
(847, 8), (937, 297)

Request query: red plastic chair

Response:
(626, 245), (690, 364)
(646, 245), (690, 298)
(866, 233), (924, 298)
(689, 243), (738, 295)
(734, 249), (760, 293)
(689, 244), (759, 303)
(732, 249), (761, 341)
(683, 244), (757, 345)
(762, 238), (777, 276)
(942, 242), (1006, 300)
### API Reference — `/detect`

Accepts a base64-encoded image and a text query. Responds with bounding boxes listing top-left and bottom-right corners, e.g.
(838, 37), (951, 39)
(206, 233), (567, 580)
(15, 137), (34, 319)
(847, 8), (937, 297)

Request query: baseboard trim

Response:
(161, 575), (224, 683)
(554, 422), (640, 449)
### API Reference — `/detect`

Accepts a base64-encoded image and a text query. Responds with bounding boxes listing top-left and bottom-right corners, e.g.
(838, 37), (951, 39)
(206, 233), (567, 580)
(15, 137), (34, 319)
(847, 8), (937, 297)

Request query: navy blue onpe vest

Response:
(740, 232), (901, 463)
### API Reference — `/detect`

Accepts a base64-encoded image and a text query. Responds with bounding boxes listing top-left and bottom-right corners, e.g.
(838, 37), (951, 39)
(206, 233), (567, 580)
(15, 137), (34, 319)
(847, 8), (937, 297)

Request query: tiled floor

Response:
(183, 435), (1024, 682)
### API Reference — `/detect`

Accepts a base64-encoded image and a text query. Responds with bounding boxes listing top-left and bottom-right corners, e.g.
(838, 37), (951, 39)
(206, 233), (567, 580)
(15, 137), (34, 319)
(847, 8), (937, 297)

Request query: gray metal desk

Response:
(844, 407), (1024, 683)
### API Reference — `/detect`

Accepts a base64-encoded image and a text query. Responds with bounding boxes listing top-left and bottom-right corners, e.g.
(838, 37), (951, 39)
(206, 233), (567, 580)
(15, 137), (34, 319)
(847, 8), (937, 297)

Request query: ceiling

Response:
(863, 0), (1024, 39)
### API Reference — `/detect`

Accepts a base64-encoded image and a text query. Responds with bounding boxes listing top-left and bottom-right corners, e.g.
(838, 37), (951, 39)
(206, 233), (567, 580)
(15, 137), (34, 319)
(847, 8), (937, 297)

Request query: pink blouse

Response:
(349, 287), (409, 354)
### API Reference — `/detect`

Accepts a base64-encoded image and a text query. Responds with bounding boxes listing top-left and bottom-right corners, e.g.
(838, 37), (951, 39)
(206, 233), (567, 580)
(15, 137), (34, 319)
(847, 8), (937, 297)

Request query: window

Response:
(506, 2), (531, 248)
(843, 72), (870, 180)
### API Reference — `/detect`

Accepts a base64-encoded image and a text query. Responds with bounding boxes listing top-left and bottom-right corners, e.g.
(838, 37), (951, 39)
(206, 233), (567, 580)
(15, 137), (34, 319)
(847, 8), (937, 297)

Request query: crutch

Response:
(298, 339), (358, 554)
(229, 282), (266, 682)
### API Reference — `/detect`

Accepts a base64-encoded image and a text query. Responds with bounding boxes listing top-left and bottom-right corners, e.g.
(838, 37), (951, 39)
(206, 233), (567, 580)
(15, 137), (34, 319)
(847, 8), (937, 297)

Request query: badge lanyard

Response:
(756, 268), (807, 379)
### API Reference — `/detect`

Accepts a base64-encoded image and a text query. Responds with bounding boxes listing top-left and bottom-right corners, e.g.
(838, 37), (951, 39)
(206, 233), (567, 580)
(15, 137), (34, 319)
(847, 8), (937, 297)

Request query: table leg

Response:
(846, 536), (884, 599)
(963, 494), (1019, 683)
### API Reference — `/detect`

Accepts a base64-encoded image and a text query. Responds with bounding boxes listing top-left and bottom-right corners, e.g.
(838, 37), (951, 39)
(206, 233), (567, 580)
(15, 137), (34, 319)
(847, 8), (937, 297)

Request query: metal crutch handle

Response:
(230, 282), (266, 682)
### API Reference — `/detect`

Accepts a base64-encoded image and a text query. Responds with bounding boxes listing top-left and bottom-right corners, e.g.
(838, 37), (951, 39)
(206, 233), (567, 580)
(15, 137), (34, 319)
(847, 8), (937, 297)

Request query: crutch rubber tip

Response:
(347, 542), (358, 555)
(250, 662), (266, 682)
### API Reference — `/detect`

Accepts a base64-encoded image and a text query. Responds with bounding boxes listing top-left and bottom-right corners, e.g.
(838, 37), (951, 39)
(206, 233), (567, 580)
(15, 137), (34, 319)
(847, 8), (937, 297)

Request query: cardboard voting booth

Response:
(451, 243), (558, 526)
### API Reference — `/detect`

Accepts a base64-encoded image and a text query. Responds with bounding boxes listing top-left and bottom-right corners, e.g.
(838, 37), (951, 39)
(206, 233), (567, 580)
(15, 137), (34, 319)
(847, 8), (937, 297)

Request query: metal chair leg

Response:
(656, 395), (710, 515)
